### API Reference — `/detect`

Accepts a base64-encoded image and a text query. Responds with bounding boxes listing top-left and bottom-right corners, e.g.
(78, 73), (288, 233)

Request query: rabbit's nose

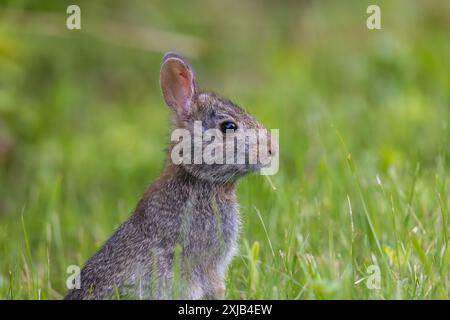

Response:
(267, 134), (278, 157)
(268, 142), (273, 156)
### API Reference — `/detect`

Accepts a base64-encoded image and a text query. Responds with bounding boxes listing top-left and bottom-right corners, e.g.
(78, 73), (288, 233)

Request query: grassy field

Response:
(1, 0), (450, 299)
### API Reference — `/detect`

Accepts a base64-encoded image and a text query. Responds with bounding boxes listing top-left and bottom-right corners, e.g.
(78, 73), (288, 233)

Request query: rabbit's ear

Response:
(160, 52), (197, 117)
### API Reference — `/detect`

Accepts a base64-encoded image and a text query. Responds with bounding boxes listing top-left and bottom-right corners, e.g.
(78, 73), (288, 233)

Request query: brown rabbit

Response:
(65, 52), (275, 300)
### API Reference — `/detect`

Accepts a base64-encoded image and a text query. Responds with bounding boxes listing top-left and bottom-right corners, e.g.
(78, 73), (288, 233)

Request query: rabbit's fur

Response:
(65, 53), (274, 300)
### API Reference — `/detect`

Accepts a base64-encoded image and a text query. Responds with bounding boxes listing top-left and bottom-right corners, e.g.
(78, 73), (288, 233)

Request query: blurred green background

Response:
(0, 0), (450, 299)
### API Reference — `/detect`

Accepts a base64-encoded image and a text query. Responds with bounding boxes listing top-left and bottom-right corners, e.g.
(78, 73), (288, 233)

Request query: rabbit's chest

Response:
(182, 198), (239, 262)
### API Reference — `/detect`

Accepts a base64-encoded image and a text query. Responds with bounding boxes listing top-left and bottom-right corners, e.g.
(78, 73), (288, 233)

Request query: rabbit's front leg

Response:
(202, 270), (225, 300)
(206, 282), (225, 300)
(187, 281), (205, 300)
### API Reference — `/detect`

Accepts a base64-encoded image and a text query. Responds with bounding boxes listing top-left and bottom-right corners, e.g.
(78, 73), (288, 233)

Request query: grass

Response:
(0, 0), (450, 299)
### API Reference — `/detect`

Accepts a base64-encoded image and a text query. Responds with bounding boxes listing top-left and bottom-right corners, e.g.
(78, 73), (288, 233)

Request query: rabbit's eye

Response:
(220, 121), (238, 133)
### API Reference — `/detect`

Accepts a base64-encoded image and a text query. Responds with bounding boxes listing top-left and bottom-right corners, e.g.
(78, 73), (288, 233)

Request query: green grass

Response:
(1, 0), (450, 299)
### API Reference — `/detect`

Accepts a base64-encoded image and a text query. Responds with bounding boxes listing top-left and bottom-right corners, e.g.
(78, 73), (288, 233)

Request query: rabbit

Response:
(65, 52), (275, 300)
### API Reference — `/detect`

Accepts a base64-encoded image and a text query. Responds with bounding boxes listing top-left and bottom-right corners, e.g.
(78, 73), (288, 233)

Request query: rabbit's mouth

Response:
(250, 161), (273, 172)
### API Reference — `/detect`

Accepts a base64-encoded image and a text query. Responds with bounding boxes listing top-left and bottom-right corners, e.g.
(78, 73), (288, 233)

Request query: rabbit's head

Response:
(160, 52), (276, 184)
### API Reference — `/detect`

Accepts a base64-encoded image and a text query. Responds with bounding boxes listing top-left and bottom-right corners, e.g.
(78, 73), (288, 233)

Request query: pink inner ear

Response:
(178, 71), (191, 99)
(179, 71), (188, 80)
(174, 69), (192, 109)
(161, 58), (195, 115)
